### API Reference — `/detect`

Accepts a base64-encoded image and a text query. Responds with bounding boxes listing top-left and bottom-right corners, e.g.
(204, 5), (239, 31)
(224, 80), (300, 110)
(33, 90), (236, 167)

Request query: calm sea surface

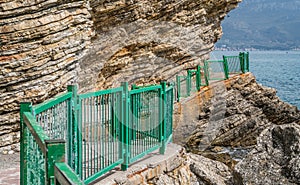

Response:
(211, 50), (300, 109)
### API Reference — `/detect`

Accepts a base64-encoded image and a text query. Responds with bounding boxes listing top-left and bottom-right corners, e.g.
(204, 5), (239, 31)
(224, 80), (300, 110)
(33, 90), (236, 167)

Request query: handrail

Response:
(78, 87), (123, 99)
(176, 52), (249, 101)
(20, 51), (248, 185)
(54, 163), (84, 185)
(32, 92), (72, 115)
(23, 112), (49, 155)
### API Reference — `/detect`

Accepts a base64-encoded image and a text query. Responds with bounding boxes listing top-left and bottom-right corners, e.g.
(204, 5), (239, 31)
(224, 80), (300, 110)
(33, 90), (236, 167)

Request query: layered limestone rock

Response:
(235, 123), (300, 185)
(1, 0), (242, 148)
(189, 153), (234, 185)
(173, 73), (300, 184)
(182, 73), (299, 153)
(0, 0), (93, 148)
(79, 0), (242, 91)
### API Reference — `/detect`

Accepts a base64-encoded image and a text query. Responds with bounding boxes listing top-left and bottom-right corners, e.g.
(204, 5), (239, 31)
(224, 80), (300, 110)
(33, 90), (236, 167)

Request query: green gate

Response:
(78, 87), (124, 183)
(21, 82), (174, 184)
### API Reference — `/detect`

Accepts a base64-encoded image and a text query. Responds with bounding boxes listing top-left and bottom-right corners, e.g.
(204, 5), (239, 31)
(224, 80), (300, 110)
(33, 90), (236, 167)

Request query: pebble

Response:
(8, 150), (14, 154)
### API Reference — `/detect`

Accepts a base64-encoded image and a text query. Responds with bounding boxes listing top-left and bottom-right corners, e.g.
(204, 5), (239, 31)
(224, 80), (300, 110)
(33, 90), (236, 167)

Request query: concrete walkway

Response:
(0, 153), (20, 185)
(0, 144), (183, 185)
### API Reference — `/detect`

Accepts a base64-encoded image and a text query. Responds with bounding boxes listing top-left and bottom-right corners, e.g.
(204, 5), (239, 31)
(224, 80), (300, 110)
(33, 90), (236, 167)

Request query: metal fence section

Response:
(128, 85), (162, 163)
(32, 92), (72, 140)
(242, 52), (250, 72)
(78, 87), (124, 183)
(20, 103), (76, 185)
(204, 60), (228, 81)
(20, 52), (249, 184)
(21, 109), (47, 185)
(187, 69), (198, 93)
(21, 83), (174, 184)
(198, 65), (209, 87)
(164, 86), (174, 143)
(223, 55), (242, 74)
(176, 75), (189, 101)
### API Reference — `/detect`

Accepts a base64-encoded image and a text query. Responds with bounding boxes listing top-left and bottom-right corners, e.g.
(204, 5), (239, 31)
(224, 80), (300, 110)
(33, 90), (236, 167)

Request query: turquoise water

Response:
(211, 50), (300, 108)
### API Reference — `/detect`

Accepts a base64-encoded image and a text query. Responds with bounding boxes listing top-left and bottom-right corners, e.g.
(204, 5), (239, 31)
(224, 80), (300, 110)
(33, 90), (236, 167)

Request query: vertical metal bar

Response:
(89, 97), (93, 176)
(20, 102), (32, 185)
(159, 82), (166, 154)
(111, 94), (115, 164)
(239, 52), (245, 73)
(222, 56), (229, 79)
(67, 85), (81, 176)
(94, 96), (99, 172)
(78, 97), (83, 179)
(196, 65), (201, 91)
(169, 86), (174, 142)
(176, 75), (180, 102)
(136, 93), (139, 156)
(101, 96), (103, 169)
(121, 82), (129, 170)
(45, 140), (65, 185)
(93, 97), (96, 174)
(187, 71), (191, 96)
(118, 91), (123, 161)
(83, 98), (87, 179)
(246, 52), (250, 72)
(133, 94), (136, 156)
(109, 94), (112, 166)
(104, 95), (107, 168)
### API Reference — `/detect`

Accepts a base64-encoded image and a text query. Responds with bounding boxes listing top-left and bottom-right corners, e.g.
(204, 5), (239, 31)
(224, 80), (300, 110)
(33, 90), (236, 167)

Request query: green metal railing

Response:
(21, 82), (173, 185)
(20, 51), (248, 184)
(164, 86), (173, 143)
(175, 52), (249, 101)
(78, 87), (124, 183)
(176, 75), (189, 99)
(20, 95), (81, 185)
(204, 60), (228, 81)
(128, 85), (162, 163)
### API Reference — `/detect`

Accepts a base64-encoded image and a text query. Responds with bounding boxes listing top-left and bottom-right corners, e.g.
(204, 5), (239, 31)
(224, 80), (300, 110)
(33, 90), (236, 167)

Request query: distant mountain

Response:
(216, 0), (300, 50)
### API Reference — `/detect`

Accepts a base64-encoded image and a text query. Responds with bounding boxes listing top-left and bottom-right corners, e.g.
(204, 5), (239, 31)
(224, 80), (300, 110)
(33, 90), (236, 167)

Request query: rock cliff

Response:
(0, 0), (93, 149)
(0, 0), (241, 149)
(173, 73), (300, 184)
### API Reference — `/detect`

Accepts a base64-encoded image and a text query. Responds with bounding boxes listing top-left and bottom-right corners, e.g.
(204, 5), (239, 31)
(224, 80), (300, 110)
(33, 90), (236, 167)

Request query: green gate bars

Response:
(20, 81), (174, 185)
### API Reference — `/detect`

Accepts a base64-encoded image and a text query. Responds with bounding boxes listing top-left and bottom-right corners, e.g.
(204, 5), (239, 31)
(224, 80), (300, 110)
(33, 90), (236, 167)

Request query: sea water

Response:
(211, 50), (300, 109)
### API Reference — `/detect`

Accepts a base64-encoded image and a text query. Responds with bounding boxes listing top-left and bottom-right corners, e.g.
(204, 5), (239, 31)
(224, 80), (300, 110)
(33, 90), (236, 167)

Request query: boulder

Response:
(235, 123), (300, 185)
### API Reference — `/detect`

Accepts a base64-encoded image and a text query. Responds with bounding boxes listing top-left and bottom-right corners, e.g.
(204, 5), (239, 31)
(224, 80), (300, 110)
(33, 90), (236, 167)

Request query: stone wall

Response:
(0, 0), (242, 148)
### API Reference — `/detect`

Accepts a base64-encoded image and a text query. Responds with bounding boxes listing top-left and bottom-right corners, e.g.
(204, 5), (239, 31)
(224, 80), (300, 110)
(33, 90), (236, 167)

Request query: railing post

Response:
(67, 85), (81, 177)
(131, 84), (137, 90)
(196, 65), (201, 91)
(121, 82), (129, 171)
(187, 70), (191, 96)
(20, 102), (32, 185)
(239, 52), (245, 73)
(159, 81), (167, 154)
(246, 52), (250, 72)
(176, 75), (180, 102)
(45, 140), (65, 185)
(222, 56), (229, 79)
